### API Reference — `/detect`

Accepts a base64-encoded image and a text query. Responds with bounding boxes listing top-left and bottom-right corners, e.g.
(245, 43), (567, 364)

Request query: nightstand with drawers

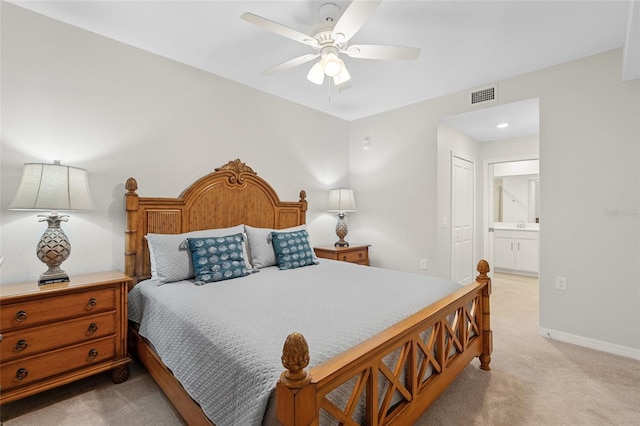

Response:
(314, 245), (370, 266)
(0, 271), (131, 404)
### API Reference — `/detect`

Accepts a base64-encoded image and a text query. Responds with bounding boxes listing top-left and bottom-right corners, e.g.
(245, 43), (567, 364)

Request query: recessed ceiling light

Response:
(496, 123), (509, 129)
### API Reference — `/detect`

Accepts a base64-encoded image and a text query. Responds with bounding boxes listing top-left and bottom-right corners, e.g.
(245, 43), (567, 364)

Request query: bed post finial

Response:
(280, 332), (311, 388)
(125, 177), (138, 193)
(299, 190), (308, 223)
(476, 259), (490, 282)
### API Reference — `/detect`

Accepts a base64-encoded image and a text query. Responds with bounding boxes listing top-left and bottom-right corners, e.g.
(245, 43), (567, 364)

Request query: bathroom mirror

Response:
(493, 160), (540, 224)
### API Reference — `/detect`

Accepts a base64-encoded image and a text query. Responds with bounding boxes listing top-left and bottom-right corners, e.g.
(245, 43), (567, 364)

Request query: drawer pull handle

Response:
(15, 339), (28, 352)
(88, 349), (98, 360)
(358, 253), (363, 258)
(15, 311), (28, 322)
(342, 256), (347, 261)
(16, 368), (28, 380)
(86, 298), (97, 310)
(87, 323), (98, 334)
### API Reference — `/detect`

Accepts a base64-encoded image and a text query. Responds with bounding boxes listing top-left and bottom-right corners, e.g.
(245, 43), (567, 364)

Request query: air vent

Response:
(469, 85), (497, 106)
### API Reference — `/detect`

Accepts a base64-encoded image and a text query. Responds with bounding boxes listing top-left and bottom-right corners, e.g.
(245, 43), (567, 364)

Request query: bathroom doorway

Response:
(484, 156), (540, 275)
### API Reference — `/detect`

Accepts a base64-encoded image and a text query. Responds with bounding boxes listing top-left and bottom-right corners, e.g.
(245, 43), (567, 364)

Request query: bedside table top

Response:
(0, 271), (131, 299)
(314, 244), (370, 252)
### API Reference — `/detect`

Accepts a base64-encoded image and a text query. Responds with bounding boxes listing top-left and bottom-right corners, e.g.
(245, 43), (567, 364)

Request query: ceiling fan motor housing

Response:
(319, 3), (341, 24)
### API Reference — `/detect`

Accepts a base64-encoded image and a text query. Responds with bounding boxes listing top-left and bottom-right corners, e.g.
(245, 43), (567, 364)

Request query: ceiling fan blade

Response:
(263, 53), (320, 75)
(242, 12), (319, 48)
(331, 0), (382, 43)
(344, 44), (421, 60)
(336, 80), (352, 92)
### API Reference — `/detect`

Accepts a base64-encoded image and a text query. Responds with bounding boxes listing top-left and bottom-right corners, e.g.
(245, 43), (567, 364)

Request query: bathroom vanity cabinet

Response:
(494, 229), (539, 275)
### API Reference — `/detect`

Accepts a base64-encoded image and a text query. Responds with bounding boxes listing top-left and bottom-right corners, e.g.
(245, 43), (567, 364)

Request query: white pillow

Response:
(245, 224), (317, 268)
(146, 224), (246, 284)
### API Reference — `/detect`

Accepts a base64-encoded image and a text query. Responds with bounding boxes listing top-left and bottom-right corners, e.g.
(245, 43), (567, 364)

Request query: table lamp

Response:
(9, 161), (95, 284)
(327, 188), (357, 247)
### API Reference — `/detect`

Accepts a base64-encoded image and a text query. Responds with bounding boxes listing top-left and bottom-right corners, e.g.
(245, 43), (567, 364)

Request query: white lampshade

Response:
(333, 60), (351, 85)
(327, 188), (357, 213)
(307, 61), (325, 85)
(9, 161), (95, 211)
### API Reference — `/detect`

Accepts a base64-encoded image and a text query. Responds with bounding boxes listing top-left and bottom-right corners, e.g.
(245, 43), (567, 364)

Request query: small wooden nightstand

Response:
(314, 245), (370, 266)
(0, 271), (132, 404)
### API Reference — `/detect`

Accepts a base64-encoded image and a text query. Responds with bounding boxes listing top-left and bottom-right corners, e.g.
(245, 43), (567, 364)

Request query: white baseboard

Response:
(494, 267), (538, 278)
(538, 327), (640, 361)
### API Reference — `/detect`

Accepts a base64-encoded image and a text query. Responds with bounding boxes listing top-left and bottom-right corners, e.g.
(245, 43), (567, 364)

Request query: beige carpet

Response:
(2, 273), (639, 425)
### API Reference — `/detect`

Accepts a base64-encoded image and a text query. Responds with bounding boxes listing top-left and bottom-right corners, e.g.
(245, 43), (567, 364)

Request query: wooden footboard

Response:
(129, 261), (492, 426)
(277, 260), (492, 426)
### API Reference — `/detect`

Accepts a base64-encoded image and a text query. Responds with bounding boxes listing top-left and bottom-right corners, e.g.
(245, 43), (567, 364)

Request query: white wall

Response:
(479, 134), (539, 161)
(350, 50), (639, 355)
(0, 3), (349, 283)
(347, 89), (478, 276)
(535, 50), (640, 357)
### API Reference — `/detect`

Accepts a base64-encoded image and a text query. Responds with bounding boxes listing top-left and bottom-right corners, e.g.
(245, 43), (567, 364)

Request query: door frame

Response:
(482, 154), (539, 267)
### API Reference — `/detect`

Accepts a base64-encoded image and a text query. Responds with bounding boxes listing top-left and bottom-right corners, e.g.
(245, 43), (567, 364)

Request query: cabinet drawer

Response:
(1, 288), (116, 331)
(339, 250), (369, 264)
(1, 336), (116, 392)
(1, 311), (116, 362)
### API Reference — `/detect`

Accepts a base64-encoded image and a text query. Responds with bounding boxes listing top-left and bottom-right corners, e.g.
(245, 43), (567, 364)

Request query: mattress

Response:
(128, 259), (462, 426)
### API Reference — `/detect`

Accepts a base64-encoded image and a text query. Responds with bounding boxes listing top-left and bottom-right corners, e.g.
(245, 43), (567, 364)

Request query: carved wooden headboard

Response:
(124, 159), (307, 283)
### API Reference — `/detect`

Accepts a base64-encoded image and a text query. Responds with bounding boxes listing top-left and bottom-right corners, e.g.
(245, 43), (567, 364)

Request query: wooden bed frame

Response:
(124, 159), (492, 426)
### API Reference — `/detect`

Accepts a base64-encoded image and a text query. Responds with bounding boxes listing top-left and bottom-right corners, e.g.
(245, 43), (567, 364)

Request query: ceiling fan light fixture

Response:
(322, 51), (342, 77)
(307, 61), (325, 85)
(333, 59), (351, 85)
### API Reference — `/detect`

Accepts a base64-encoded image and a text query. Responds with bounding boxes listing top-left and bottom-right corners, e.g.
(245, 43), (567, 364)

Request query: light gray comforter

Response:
(128, 259), (461, 426)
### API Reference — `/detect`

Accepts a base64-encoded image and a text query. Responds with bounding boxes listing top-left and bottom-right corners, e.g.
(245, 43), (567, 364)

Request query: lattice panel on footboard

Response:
(443, 296), (482, 368)
(316, 294), (484, 426)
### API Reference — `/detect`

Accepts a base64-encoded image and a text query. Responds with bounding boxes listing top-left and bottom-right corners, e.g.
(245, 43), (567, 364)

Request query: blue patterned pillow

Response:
(270, 230), (318, 270)
(187, 233), (250, 285)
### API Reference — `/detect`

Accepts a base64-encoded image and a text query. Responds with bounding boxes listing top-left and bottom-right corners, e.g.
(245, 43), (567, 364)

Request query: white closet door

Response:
(452, 155), (474, 285)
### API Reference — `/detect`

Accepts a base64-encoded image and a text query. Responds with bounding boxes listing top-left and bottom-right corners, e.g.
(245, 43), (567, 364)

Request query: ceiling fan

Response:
(241, 0), (420, 88)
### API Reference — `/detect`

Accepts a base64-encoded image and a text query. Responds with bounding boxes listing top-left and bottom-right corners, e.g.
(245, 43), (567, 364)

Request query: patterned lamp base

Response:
(334, 213), (349, 247)
(36, 213), (71, 285)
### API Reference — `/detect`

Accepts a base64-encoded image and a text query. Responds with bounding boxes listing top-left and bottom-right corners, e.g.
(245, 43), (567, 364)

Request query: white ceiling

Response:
(441, 98), (539, 142)
(8, 0), (639, 140)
